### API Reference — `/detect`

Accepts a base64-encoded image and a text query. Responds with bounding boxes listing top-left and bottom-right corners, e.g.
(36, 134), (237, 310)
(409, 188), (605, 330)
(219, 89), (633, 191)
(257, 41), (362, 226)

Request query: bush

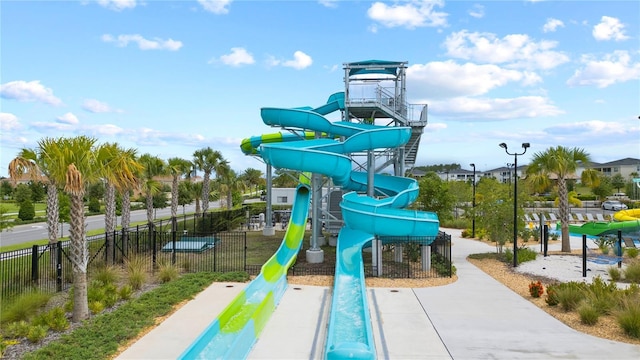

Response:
(529, 281), (544, 298)
(627, 247), (639, 259)
(577, 303), (600, 325)
(157, 263), (180, 283)
(545, 284), (559, 306)
(616, 299), (640, 339)
(26, 325), (48, 343)
(92, 265), (121, 285)
(0, 291), (51, 323)
(624, 262), (640, 283)
(608, 267), (622, 282)
(118, 285), (133, 301)
(32, 307), (69, 332)
(554, 282), (587, 312)
(17, 200), (35, 221)
(4, 320), (30, 338)
(504, 247), (537, 265)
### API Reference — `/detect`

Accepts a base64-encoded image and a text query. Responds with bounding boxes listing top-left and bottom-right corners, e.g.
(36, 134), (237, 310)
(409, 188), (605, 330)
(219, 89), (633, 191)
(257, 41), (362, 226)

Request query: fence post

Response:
(56, 242), (63, 292)
(31, 245), (39, 284)
(152, 229), (157, 267)
(172, 229), (177, 265)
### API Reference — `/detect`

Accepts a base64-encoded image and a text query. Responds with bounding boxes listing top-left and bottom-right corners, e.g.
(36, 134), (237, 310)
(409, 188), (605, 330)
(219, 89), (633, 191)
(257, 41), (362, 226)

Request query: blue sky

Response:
(1, 0), (639, 178)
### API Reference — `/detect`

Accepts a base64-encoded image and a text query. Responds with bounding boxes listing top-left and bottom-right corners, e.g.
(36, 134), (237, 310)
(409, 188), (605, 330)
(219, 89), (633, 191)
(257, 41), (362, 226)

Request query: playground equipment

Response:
(182, 60), (437, 359)
(569, 209), (640, 238)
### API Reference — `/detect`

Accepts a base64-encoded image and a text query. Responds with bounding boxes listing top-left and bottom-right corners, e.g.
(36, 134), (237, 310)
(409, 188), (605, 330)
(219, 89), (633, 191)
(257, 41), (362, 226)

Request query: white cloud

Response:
(428, 96), (564, 120)
(367, 0), (448, 29)
(444, 30), (569, 70)
(216, 47), (255, 67)
(543, 18), (564, 33)
(468, 4), (484, 19)
(319, 0), (339, 8)
(593, 16), (629, 41)
(282, 51), (313, 70)
(82, 99), (120, 113)
(198, 0), (232, 14)
(0, 80), (62, 106)
(0, 113), (21, 131)
(101, 34), (182, 51)
(96, 0), (137, 11)
(567, 50), (640, 88)
(56, 112), (79, 125)
(408, 61), (541, 98)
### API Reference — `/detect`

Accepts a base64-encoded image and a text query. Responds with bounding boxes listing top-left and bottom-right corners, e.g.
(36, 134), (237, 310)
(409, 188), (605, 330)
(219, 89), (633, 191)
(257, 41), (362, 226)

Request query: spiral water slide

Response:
(258, 92), (440, 359)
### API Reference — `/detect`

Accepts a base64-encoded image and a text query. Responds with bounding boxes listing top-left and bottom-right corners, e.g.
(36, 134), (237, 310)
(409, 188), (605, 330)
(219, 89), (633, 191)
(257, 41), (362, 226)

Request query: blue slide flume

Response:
(259, 92), (440, 359)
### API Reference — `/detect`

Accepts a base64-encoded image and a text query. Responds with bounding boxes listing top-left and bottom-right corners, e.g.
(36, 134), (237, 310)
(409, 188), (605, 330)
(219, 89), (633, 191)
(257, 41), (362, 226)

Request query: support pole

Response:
(263, 163), (275, 236)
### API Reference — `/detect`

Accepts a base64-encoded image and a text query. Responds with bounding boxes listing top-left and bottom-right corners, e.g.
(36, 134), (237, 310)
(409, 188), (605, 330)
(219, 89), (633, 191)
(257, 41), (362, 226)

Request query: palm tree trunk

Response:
(146, 190), (154, 226)
(46, 183), (59, 244)
(171, 176), (178, 231)
(69, 193), (89, 322)
(227, 190), (232, 210)
(105, 183), (116, 264)
(202, 173), (210, 213)
(121, 190), (131, 255)
(558, 177), (571, 252)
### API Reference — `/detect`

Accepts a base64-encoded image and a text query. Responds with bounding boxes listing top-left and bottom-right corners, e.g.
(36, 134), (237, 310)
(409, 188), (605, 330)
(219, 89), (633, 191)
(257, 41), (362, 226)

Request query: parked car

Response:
(601, 200), (628, 211)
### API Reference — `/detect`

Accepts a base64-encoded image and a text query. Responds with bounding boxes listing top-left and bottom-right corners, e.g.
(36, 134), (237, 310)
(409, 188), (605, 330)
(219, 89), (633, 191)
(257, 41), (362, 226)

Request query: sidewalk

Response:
(118, 229), (640, 360)
(414, 229), (640, 359)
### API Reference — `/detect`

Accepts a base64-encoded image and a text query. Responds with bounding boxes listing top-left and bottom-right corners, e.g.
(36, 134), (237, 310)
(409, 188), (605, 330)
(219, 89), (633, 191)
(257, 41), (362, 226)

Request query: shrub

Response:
(26, 325), (48, 343)
(504, 247), (537, 265)
(577, 303), (600, 325)
(545, 285), (559, 306)
(584, 277), (619, 315)
(18, 200), (35, 221)
(92, 264), (121, 285)
(157, 263), (180, 283)
(616, 299), (640, 339)
(125, 256), (148, 290)
(32, 307), (69, 332)
(0, 291), (51, 323)
(608, 267), (622, 282)
(627, 247), (639, 259)
(118, 285), (133, 300)
(89, 301), (105, 315)
(529, 281), (544, 298)
(623, 261), (640, 283)
(554, 282), (587, 312)
(4, 320), (30, 338)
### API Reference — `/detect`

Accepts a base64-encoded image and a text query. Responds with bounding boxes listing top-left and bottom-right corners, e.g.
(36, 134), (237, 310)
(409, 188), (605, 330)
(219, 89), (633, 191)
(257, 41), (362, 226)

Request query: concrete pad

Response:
(369, 288), (451, 360)
(249, 284), (330, 360)
(116, 282), (244, 360)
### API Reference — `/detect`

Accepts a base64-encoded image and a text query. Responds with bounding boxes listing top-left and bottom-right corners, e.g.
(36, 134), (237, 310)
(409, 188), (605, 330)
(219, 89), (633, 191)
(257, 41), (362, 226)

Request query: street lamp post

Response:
(470, 163), (476, 238)
(499, 142), (530, 267)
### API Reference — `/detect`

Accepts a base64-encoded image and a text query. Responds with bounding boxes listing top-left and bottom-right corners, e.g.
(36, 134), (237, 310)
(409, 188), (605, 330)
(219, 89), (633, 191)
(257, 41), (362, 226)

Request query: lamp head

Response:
(470, 163), (475, 168)
(522, 142), (530, 149)
(499, 143), (507, 149)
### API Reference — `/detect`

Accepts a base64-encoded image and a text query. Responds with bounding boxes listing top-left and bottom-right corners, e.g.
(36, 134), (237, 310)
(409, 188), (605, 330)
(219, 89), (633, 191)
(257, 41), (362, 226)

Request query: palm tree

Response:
(97, 143), (141, 263)
(193, 147), (223, 213)
(138, 154), (166, 226)
(8, 145), (59, 246)
(36, 136), (100, 322)
(242, 167), (264, 196)
(526, 146), (598, 252)
(167, 157), (193, 230)
(217, 162), (246, 209)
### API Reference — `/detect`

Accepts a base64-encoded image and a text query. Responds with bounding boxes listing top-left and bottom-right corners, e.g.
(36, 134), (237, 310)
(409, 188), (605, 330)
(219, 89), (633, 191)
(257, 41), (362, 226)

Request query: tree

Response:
(217, 162), (246, 209)
(475, 177), (512, 252)
(414, 172), (455, 220)
(610, 174), (625, 193)
(138, 154), (166, 225)
(18, 199), (36, 221)
(97, 143), (141, 263)
(178, 180), (195, 213)
(0, 180), (13, 199)
(28, 181), (46, 202)
(9, 144), (61, 247)
(167, 157), (193, 230)
(526, 146), (597, 252)
(193, 147), (223, 214)
(13, 184), (32, 204)
(272, 168), (299, 188)
(242, 168), (263, 196)
(38, 136), (101, 322)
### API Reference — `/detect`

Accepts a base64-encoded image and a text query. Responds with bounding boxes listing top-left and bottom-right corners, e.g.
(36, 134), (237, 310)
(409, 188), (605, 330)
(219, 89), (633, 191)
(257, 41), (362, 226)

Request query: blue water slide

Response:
(259, 94), (439, 359)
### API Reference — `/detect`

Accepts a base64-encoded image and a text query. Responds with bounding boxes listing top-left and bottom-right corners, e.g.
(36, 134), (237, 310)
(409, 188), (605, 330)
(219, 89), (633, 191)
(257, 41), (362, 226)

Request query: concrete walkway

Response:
(118, 228), (640, 360)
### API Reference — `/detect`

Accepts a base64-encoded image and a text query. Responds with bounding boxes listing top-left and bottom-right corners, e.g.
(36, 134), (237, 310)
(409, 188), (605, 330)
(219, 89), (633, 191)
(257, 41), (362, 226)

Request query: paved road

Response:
(0, 202), (223, 247)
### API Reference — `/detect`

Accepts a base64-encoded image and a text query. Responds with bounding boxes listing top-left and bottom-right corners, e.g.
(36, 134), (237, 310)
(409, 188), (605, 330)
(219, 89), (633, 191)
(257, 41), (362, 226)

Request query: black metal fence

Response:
(1, 219), (452, 300)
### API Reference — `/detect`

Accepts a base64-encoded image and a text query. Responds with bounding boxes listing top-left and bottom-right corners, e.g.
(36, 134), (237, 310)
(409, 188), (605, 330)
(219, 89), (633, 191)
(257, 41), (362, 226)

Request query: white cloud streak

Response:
(567, 50), (640, 88)
(216, 47), (255, 67)
(367, 0), (448, 29)
(198, 0), (232, 14)
(593, 16), (629, 41)
(542, 18), (564, 33)
(101, 34), (183, 51)
(0, 80), (62, 106)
